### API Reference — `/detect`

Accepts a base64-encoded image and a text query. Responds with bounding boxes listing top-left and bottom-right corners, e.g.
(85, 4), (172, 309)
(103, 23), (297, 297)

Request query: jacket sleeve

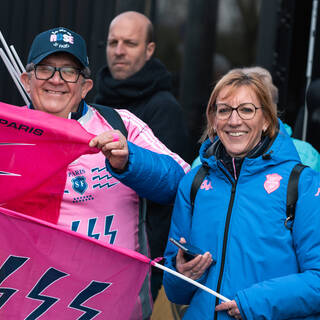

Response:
(106, 142), (186, 204)
(235, 168), (320, 319)
(162, 169), (206, 304)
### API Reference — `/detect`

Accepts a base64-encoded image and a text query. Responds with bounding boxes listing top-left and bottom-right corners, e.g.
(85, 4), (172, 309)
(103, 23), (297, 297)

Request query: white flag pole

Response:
(10, 45), (26, 73)
(0, 31), (22, 76)
(152, 261), (230, 302)
(0, 48), (30, 104)
(0, 47), (22, 82)
(302, 0), (318, 141)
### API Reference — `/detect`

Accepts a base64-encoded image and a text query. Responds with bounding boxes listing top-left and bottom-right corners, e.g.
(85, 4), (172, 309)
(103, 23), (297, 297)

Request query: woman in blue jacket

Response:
(163, 70), (320, 319)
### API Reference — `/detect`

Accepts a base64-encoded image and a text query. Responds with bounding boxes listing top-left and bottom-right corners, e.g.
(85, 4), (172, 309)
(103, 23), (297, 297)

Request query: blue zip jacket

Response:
(163, 121), (320, 319)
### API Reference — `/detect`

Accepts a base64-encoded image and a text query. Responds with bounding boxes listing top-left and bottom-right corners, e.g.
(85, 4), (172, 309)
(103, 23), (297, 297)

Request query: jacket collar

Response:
(29, 100), (87, 120)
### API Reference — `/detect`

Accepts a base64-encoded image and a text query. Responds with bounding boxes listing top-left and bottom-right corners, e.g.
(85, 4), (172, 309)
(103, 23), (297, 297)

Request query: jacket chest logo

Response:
(264, 173), (282, 194)
(200, 179), (213, 191)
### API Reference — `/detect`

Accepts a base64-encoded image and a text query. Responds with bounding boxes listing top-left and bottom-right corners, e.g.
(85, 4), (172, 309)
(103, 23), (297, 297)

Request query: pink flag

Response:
(0, 206), (151, 319)
(0, 102), (99, 223)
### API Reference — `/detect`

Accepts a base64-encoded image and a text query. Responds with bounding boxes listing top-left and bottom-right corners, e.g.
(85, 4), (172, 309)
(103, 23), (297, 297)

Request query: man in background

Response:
(94, 11), (191, 301)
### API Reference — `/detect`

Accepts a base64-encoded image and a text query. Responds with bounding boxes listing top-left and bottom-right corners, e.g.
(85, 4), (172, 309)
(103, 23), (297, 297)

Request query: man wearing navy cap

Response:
(20, 27), (190, 320)
(21, 27), (93, 119)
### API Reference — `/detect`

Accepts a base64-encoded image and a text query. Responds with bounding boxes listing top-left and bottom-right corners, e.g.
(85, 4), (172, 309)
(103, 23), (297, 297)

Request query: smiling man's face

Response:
(21, 52), (92, 118)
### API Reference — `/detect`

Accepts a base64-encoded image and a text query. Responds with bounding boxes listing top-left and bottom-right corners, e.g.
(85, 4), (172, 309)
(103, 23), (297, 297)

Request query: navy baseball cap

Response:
(27, 27), (89, 67)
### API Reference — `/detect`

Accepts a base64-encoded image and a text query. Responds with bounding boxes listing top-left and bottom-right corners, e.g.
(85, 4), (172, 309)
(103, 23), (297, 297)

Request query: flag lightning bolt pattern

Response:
(69, 281), (111, 319)
(25, 268), (68, 319)
(0, 255), (29, 309)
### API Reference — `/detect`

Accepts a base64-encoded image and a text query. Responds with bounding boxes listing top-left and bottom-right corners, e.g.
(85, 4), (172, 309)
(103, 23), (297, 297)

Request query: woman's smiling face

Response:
(213, 85), (269, 158)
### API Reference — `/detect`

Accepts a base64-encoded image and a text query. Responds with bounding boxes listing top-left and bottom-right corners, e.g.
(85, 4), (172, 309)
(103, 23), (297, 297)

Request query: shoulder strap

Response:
(285, 163), (307, 230)
(90, 103), (128, 138)
(190, 164), (210, 214)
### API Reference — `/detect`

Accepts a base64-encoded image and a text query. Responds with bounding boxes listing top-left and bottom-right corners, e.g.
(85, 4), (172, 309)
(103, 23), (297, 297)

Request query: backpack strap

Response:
(190, 163), (210, 214)
(285, 163), (307, 230)
(190, 162), (307, 229)
(90, 103), (128, 138)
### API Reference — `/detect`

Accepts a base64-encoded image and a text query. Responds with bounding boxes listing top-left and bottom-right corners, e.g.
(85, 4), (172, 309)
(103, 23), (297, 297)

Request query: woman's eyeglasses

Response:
(215, 103), (262, 120)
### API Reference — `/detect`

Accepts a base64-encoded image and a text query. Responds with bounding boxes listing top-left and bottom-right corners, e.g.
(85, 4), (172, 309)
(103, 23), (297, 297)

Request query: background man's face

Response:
(107, 16), (154, 80)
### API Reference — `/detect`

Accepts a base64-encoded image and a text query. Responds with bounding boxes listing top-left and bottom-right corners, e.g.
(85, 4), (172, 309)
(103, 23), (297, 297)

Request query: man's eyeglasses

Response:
(33, 64), (84, 83)
(215, 103), (262, 120)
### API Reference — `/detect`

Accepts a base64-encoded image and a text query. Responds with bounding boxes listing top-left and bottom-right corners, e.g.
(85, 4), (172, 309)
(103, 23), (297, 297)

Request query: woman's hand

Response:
(215, 300), (242, 319)
(89, 130), (128, 171)
(176, 238), (213, 280)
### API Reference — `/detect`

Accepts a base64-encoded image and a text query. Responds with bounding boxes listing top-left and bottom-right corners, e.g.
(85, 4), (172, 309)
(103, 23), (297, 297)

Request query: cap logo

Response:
(50, 29), (74, 49)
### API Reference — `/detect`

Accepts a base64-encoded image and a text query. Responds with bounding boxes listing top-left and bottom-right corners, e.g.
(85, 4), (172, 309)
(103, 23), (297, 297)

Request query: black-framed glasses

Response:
(215, 103), (262, 120)
(33, 64), (84, 83)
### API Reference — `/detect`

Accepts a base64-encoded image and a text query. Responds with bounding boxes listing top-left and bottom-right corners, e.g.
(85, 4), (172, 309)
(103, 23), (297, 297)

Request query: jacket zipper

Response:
(214, 168), (237, 319)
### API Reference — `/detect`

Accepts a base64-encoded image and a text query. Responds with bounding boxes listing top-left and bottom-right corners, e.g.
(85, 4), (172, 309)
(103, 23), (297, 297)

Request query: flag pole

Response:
(10, 45), (26, 73)
(0, 48), (30, 105)
(0, 31), (30, 104)
(152, 261), (230, 302)
(0, 31), (22, 76)
(302, 0), (318, 141)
